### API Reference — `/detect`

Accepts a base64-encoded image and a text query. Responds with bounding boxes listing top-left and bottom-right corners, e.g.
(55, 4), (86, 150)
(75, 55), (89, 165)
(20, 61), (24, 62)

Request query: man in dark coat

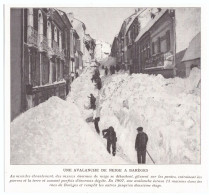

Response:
(112, 66), (115, 74)
(88, 94), (96, 110)
(95, 77), (102, 90)
(75, 71), (79, 78)
(135, 127), (148, 164)
(105, 67), (108, 76)
(95, 68), (100, 77)
(110, 65), (113, 75)
(94, 117), (100, 134)
(102, 126), (117, 156)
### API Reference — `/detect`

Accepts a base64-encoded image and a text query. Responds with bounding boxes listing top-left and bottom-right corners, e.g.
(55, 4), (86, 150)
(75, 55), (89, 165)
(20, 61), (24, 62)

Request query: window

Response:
(166, 30), (170, 51)
(47, 21), (51, 48)
(33, 9), (38, 31)
(54, 27), (57, 42)
(152, 42), (155, 54)
(38, 10), (43, 38)
(59, 31), (62, 51)
(24, 9), (28, 43)
(57, 29), (59, 45)
(157, 37), (161, 53)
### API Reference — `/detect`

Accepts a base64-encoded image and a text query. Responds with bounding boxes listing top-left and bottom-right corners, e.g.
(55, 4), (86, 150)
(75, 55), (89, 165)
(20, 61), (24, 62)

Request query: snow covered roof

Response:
(135, 9), (167, 42)
(182, 32), (201, 62)
(71, 18), (86, 31)
(124, 12), (141, 35)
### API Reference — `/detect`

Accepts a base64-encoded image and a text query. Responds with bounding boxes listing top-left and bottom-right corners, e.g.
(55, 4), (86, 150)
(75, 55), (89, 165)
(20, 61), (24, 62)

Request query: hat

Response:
(109, 126), (114, 131)
(137, 127), (143, 131)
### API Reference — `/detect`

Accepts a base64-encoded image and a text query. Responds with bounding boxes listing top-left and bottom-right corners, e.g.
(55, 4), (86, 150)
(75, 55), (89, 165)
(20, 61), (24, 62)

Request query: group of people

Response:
(91, 68), (102, 90)
(88, 66), (149, 164)
(104, 64), (123, 76)
(104, 65), (115, 76)
(88, 94), (149, 163)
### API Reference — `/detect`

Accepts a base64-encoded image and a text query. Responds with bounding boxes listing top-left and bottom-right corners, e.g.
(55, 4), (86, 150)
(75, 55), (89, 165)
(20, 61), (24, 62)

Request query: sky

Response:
(59, 7), (136, 44)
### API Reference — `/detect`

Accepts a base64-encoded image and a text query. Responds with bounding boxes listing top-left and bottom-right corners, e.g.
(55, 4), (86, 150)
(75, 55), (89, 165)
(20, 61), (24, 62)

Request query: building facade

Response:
(84, 34), (96, 60)
(181, 32), (201, 77)
(11, 8), (73, 120)
(134, 9), (176, 78)
(111, 8), (200, 79)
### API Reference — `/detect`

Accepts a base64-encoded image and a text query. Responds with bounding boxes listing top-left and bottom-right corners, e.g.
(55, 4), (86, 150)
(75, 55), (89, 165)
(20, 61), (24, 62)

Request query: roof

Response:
(176, 49), (186, 66)
(182, 32), (201, 62)
(73, 29), (79, 38)
(135, 9), (167, 42)
(56, 9), (73, 28)
(71, 18), (86, 31)
(125, 9), (147, 35)
(85, 34), (94, 41)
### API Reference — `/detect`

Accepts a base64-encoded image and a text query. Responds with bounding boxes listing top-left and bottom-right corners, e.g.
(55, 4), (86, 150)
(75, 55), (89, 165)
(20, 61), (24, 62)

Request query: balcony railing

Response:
(60, 50), (65, 60)
(27, 26), (38, 47)
(27, 26), (66, 59)
(128, 38), (133, 46)
(52, 40), (60, 56)
(38, 35), (48, 52)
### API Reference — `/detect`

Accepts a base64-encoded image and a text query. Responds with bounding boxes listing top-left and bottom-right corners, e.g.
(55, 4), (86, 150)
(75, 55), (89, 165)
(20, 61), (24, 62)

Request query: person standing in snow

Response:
(135, 127), (148, 164)
(116, 64), (120, 72)
(88, 94), (96, 110)
(93, 109), (100, 134)
(110, 65), (113, 75)
(95, 68), (100, 77)
(105, 67), (108, 76)
(75, 71), (79, 78)
(112, 65), (115, 74)
(95, 77), (102, 90)
(102, 126), (117, 156)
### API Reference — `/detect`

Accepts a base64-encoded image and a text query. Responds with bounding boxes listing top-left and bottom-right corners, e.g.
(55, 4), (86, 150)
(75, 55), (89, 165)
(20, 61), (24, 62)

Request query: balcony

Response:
(48, 46), (54, 57)
(27, 26), (38, 47)
(52, 40), (60, 57)
(60, 50), (65, 60)
(32, 81), (66, 106)
(38, 35), (48, 52)
(128, 39), (133, 46)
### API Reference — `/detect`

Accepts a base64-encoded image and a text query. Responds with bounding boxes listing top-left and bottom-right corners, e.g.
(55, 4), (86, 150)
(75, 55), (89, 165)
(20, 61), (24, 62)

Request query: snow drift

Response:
(67, 65), (200, 164)
(97, 68), (200, 164)
(11, 96), (125, 164)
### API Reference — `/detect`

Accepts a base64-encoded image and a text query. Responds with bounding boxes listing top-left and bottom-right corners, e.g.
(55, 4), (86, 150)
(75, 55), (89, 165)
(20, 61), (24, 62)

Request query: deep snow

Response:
(11, 96), (126, 164)
(11, 63), (200, 165)
(68, 66), (200, 164)
(99, 68), (200, 164)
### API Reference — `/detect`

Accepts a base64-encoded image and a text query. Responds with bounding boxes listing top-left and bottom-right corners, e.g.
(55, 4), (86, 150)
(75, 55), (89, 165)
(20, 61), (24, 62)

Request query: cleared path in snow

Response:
(68, 65), (135, 164)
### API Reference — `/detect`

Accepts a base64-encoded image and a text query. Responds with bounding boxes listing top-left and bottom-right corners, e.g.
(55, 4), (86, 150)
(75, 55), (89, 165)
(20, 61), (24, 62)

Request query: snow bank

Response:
(67, 67), (100, 119)
(98, 68), (200, 164)
(11, 96), (125, 164)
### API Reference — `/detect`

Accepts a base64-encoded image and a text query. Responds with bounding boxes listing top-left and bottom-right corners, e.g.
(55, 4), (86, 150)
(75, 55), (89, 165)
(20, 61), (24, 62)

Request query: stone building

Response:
(10, 8), (73, 120)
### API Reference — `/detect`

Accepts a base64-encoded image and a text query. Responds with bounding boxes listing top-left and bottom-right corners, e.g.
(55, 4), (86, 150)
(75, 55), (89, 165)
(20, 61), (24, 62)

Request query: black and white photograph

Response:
(10, 7), (201, 165)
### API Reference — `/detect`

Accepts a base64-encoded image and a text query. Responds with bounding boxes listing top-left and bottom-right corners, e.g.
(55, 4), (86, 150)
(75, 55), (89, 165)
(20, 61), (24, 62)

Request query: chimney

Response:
(67, 12), (74, 24)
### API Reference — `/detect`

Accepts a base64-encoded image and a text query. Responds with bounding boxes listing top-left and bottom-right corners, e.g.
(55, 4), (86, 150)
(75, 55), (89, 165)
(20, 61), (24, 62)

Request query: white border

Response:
(2, 0), (209, 194)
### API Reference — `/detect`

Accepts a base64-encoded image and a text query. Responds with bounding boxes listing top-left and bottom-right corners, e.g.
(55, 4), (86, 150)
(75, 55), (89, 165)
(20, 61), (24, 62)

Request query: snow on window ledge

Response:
(33, 79), (66, 89)
(144, 66), (164, 70)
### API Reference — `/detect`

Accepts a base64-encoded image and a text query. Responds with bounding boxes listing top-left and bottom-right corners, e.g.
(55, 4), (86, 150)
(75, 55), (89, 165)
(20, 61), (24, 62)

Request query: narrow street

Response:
(10, 7), (201, 165)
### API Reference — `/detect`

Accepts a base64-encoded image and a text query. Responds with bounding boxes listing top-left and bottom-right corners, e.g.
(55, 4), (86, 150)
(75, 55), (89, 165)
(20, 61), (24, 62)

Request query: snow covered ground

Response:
(11, 62), (200, 165)
(98, 68), (200, 164)
(11, 96), (126, 164)
(68, 66), (200, 164)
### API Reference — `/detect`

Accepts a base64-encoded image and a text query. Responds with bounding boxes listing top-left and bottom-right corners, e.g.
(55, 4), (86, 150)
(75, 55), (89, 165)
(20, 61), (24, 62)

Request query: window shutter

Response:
(158, 37), (161, 53)
(166, 30), (170, 51)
